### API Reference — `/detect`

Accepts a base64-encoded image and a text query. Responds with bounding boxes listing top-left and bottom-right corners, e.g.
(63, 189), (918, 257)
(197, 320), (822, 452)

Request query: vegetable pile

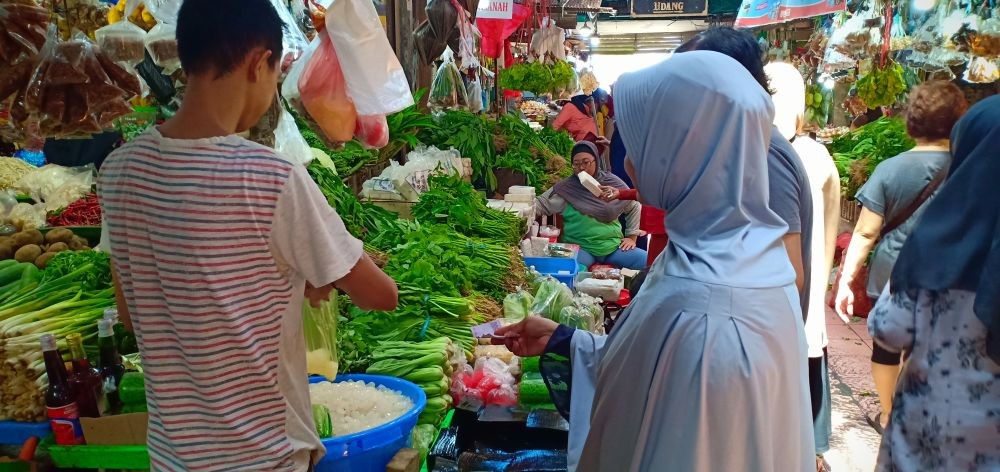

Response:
(497, 61), (576, 96)
(366, 337), (457, 427)
(0, 227), (92, 268)
(46, 193), (101, 227)
(829, 117), (915, 196)
(855, 62), (907, 109)
(0, 251), (116, 421)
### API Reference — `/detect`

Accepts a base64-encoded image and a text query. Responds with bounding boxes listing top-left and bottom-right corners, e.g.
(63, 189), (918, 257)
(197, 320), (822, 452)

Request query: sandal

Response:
(867, 411), (885, 435)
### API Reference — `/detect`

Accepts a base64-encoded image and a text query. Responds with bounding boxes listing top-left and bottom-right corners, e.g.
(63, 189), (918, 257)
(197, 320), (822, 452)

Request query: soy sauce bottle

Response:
(41, 334), (84, 445)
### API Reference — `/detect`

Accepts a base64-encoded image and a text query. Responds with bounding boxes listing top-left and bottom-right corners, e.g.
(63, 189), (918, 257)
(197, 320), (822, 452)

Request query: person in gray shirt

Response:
(835, 81), (969, 434)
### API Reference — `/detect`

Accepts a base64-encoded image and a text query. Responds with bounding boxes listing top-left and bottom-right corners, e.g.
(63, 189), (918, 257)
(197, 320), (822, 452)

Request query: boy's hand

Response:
(305, 282), (335, 308)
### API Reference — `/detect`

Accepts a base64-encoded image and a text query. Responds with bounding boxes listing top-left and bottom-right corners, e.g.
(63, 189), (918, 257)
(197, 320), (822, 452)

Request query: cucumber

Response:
(312, 404), (333, 438)
(0, 262), (26, 286)
(119, 372), (146, 406)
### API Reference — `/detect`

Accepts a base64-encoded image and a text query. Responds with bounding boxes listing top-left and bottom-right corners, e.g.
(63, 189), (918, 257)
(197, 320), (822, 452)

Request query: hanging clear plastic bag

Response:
(451, 0), (480, 71)
(268, 0), (309, 76)
(142, 0), (181, 73)
(298, 31), (357, 143)
(354, 114), (389, 149)
(324, 0), (413, 115)
(95, 0), (147, 66)
(429, 53), (468, 110)
(466, 75), (483, 113)
(303, 297), (339, 380)
(0, 0), (49, 66)
(273, 106), (314, 164)
(282, 34), (318, 106)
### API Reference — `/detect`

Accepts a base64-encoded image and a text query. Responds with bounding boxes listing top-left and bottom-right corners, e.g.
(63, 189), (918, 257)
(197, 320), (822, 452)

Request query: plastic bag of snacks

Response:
(142, 0), (181, 73)
(95, 0), (147, 66)
(0, 0), (49, 66)
(25, 27), (140, 137)
(298, 31), (357, 143)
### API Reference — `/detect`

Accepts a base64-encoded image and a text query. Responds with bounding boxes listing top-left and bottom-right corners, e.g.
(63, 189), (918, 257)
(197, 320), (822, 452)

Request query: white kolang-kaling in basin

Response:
(309, 380), (414, 437)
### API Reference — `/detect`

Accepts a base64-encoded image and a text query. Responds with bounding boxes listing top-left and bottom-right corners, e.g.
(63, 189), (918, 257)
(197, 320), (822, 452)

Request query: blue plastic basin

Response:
(308, 374), (426, 472)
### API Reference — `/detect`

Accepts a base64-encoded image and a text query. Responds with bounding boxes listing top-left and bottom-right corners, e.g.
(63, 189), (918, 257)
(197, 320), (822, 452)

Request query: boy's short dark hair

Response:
(676, 27), (772, 94)
(905, 81), (968, 141)
(176, 0), (284, 78)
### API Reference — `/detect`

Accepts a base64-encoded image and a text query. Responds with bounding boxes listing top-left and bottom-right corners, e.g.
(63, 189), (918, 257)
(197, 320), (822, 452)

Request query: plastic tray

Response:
(310, 374), (426, 472)
(44, 439), (150, 469)
(0, 421), (49, 446)
(524, 256), (578, 288)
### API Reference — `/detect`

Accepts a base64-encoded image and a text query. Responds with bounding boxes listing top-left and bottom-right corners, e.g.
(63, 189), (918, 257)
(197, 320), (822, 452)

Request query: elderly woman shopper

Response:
(767, 61), (842, 471)
(835, 80), (969, 432)
(534, 141), (647, 270)
(868, 95), (1000, 471)
(497, 51), (813, 471)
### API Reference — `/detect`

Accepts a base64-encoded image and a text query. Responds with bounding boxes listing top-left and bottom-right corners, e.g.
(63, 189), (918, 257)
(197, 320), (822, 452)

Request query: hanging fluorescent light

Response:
(579, 22), (594, 38)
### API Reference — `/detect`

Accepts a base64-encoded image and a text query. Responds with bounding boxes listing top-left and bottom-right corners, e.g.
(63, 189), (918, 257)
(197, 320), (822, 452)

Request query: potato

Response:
(68, 236), (89, 251)
(23, 229), (43, 246)
(10, 232), (32, 249)
(0, 243), (13, 260)
(44, 228), (74, 245)
(34, 252), (57, 269)
(47, 242), (69, 253)
(14, 244), (42, 263)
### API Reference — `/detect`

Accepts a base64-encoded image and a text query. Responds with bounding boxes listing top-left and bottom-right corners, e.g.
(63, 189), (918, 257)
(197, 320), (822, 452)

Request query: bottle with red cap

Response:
(40, 334), (84, 445)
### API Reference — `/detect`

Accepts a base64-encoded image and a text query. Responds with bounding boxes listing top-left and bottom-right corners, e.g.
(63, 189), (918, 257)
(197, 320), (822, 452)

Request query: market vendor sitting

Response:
(534, 141), (647, 270)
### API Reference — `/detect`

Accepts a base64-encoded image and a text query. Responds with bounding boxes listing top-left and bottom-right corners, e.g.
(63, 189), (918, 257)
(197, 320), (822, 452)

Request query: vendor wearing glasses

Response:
(534, 141), (647, 270)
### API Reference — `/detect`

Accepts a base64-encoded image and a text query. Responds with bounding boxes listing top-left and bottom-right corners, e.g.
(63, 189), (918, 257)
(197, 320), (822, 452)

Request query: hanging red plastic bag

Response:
(475, 2), (530, 59)
(354, 114), (388, 149)
(324, 0), (413, 115)
(298, 31), (357, 143)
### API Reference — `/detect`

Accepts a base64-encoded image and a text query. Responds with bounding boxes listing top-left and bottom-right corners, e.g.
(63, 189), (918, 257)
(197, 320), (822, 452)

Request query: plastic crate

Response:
(0, 421), (49, 446)
(524, 256), (578, 288)
(44, 439), (150, 470)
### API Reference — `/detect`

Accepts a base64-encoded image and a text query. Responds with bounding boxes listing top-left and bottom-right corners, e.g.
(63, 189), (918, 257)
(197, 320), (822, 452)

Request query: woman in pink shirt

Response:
(553, 95), (599, 142)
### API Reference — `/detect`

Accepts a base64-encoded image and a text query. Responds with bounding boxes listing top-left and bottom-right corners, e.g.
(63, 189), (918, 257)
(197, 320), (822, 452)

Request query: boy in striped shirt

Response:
(97, 0), (398, 469)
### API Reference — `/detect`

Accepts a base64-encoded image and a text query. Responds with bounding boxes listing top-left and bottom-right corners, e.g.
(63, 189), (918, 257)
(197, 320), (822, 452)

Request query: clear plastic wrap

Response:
(298, 31), (357, 143)
(430, 55), (469, 110)
(269, 0), (309, 75)
(5, 202), (45, 230)
(273, 106), (314, 165)
(95, 1), (147, 66)
(16, 163), (95, 209)
(530, 276), (573, 320)
(25, 28), (139, 137)
(324, 0), (413, 115)
(303, 298), (339, 380)
(503, 287), (533, 321)
(0, 0), (49, 66)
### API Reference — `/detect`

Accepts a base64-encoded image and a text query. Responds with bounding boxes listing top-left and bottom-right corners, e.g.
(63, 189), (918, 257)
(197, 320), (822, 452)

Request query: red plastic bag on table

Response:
(297, 31), (357, 143)
(354, 114), (388, 149)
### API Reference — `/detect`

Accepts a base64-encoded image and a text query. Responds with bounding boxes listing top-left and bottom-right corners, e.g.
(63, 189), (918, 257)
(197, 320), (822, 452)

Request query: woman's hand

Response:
(492, 316), (559, 357)
(620, 237), (637, 251)
(834, 278), (856, 323)
(599, 186), (620, 201)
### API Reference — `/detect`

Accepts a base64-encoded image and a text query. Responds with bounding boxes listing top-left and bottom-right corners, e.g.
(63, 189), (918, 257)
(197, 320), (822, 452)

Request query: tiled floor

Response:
(822, 306), (882, 471)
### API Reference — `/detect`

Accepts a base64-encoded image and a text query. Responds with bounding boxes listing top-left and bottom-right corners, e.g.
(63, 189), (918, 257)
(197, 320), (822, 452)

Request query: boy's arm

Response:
(272, 165), (398, 311)
(111, 263), (133, 331)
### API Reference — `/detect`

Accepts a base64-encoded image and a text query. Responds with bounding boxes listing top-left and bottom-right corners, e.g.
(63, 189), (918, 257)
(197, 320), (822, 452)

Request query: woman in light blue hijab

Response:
(496, 51), (814, 471)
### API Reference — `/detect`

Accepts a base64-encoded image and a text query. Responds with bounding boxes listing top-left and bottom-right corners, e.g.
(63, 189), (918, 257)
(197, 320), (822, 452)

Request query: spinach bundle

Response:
(829, 117), (915, 196)
(413, 174), (524, 245)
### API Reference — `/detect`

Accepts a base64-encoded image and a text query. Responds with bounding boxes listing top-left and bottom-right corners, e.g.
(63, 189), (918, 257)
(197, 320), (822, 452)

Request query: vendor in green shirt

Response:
(534, 141), (647, 270)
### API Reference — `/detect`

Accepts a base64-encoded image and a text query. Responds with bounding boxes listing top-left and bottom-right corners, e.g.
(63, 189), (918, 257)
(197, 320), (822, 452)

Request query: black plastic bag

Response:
(415, 21), (447, 65)
(425, 0), (458, 41)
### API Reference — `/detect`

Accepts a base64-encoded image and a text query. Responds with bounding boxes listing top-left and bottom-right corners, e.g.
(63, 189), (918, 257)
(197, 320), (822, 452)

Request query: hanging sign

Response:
(631, 0), (708, 17)
(735, 0), (846, 28)
(477, 0), (514, 19)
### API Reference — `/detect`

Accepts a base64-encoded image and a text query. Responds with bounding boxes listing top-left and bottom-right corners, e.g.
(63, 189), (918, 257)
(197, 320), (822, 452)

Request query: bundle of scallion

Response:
(0, 252), (115, 422)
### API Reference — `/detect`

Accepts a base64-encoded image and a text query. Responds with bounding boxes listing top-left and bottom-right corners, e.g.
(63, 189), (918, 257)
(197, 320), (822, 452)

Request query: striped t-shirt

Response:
(98, 128), (362, 471)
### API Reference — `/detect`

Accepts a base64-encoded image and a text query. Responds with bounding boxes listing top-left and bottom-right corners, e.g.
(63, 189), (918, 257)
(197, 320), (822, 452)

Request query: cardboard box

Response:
(79, 413), (148, 446)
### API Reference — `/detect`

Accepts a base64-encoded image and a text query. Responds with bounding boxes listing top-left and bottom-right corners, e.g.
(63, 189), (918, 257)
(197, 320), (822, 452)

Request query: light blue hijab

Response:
(615, 50), (795, 288)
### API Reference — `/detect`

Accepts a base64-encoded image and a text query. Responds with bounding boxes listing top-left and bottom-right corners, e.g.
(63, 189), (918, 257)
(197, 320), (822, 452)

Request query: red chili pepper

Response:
(47, 194), (101, 227)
